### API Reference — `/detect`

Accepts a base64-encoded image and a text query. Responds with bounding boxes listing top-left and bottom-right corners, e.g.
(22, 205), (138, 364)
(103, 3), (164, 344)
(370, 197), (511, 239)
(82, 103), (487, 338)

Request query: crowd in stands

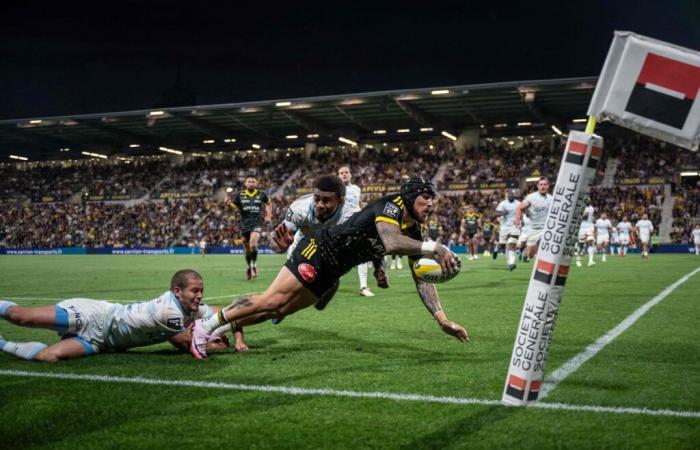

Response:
(671, 183), (700, 244)
(1, 136), (698, 249)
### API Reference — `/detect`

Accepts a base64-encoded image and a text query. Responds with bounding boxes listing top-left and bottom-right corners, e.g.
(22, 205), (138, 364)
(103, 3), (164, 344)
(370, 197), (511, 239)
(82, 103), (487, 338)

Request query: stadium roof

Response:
(0, 76), (597, 161)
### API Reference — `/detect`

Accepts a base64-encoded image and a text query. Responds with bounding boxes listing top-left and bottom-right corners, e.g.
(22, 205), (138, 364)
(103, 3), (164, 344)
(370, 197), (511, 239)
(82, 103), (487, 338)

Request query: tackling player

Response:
(0, 270), (240, 362)
(338, 165), (375, 297)
(494, 190), (520, 271)
(617, 215), (632, 256)
(635, 213), (654, 260)
(515, 177), (553, 259)
(269, 175), (384, 321)
(595, 212), (612, 262)
(189, 177), (468, 360)
(228, 176), (272, 279)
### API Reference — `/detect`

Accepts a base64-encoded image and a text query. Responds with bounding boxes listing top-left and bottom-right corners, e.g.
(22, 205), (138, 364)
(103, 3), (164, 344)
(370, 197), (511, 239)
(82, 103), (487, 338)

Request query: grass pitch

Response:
(1, 253), (699, 449)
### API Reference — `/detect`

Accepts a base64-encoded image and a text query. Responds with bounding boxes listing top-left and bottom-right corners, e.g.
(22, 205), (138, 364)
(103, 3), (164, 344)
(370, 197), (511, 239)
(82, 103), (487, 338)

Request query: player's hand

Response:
(439, 320), (469, 342)
(514, 217), (521, 227)
(272, 223), (294, 252)
(235, 340), (249, 353)
(433, 244), (459, 276)
(374, 269), (389, 289)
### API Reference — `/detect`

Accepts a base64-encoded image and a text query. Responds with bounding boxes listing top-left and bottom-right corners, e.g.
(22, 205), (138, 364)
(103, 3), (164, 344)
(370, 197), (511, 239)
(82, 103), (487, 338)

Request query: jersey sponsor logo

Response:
(285, 209), (294, 221)
(298, 263), (317, 283)
(167, 317), (181, 329)
(382, 202), (401, 219)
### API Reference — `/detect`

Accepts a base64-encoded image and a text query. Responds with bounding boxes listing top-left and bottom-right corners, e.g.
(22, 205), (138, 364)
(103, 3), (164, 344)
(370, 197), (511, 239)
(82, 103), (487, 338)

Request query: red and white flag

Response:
(588, 31), (700, 150)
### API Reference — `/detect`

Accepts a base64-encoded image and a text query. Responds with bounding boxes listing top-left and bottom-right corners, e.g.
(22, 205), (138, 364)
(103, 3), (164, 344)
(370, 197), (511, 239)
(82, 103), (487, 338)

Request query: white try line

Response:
(540, 266), (700, 399)
(1, 369), (699, 419)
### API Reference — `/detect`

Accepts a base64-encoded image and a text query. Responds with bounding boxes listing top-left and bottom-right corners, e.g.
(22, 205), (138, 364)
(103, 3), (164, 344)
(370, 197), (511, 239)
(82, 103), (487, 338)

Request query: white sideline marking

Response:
(1, 369), (699, 419)
(540, 266), (700, 399)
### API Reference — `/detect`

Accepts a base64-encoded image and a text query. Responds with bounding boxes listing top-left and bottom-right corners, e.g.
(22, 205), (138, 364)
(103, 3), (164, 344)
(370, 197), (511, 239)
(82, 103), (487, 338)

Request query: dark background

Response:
(1, 0), (698, 119)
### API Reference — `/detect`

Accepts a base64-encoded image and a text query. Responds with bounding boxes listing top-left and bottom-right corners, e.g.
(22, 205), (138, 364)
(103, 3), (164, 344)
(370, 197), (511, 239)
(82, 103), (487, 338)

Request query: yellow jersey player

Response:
(228, 176), (272, 279)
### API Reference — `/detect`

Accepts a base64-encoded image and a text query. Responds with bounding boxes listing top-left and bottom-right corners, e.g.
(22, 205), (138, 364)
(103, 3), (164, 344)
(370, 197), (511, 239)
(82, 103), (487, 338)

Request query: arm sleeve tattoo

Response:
(376, 222), (423, 256)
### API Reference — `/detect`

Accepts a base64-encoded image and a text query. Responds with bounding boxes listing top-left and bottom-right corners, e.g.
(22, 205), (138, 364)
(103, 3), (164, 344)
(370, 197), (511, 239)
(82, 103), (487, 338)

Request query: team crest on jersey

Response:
(298, 263), (317, 282)
(167, 317), (181, 329)
(285, 209), (294, 221)
(382, 202), (401, 219)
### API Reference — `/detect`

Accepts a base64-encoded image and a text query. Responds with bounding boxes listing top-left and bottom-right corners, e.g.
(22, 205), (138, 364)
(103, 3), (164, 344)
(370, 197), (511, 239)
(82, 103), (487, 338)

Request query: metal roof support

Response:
(279, 110), (332, 136)
(173, 113), (237, 140)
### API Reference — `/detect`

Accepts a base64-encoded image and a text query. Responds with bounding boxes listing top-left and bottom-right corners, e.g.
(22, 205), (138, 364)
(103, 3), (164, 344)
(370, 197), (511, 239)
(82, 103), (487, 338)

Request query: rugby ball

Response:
(412, 257), (461, 284)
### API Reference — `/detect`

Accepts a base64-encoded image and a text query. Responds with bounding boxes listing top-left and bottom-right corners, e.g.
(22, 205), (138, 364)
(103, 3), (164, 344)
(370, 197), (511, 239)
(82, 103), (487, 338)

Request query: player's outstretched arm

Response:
(409, 267), (469, 342)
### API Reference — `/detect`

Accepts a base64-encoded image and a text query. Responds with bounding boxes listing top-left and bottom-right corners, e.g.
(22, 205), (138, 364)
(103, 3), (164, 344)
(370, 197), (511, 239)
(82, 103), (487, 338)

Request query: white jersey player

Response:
(576, 203), (596, 267)
(494, 190), (521, 271)
(270, 175), (384, 322)
(635, 213), (654, 259)
(595, 213), (613, 262)
(610, 226), (620, 256)
(0, 270), (235, 362)
(617, 216), (632, 256)
(338, 165), (376, 297)
(515, 177), (553, 259)
(692, 224), (700, 256)
(282, 193), (359, 257)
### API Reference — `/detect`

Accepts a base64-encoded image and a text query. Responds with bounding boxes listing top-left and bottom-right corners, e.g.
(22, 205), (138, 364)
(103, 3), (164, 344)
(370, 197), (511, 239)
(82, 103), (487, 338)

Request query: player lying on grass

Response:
(0, 270), (244, 362)
(269, 175), (387, 323)
(190, 176), (468, 360)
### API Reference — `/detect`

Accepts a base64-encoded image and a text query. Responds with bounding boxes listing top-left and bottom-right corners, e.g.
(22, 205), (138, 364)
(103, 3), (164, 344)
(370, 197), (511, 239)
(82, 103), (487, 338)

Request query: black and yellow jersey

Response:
(427, 217), (440, 240)
(482, 221), (495, 239)
(463, 211), (480, 234)
(231, 189), (269, 230)
(314, 194), (422, 273)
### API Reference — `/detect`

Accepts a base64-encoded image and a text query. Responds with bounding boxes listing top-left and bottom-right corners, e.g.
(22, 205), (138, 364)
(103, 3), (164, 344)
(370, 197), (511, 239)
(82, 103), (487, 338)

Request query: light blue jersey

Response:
(104, 291), (213, 350)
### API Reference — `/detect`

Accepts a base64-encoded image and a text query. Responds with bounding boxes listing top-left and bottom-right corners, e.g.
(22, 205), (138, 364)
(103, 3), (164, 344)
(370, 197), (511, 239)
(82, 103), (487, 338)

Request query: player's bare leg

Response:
(0, 304), (92, 361)
(190, 267), (319, 359)
(249, 231), (261, 278)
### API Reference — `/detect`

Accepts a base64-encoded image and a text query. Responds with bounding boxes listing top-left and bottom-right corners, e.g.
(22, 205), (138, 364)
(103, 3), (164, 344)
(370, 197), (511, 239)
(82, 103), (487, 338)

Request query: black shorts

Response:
(465, 231), (478, 239)
(241, 226), (262, 241)
(284, 236), (343, 299)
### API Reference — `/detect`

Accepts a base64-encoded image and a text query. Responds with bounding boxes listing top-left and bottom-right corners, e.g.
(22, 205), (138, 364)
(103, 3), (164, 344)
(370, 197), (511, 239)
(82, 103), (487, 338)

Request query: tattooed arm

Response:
(376, 222), (459, 275)
(409, 264), (469, 342)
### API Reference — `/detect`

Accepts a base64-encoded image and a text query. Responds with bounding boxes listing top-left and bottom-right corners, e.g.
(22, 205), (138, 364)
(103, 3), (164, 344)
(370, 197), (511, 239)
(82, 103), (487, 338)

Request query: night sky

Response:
(1, 0), (698, 119)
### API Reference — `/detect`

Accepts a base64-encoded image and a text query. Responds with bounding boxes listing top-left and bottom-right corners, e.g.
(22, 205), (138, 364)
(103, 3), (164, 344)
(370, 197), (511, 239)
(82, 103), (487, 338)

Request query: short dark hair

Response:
(313, 175), (346, 199)
(171, 269), (202, 291)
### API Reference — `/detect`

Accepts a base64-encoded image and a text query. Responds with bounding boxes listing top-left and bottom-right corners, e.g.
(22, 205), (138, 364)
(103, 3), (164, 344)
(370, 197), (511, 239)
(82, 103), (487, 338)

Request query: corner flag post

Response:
(501, 128), (602, 405)
(502, 31), (700, 406)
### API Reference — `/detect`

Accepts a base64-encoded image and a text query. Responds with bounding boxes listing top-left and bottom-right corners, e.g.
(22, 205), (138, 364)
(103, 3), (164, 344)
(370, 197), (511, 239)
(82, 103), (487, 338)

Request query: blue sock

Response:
(0, 300), (17, 317)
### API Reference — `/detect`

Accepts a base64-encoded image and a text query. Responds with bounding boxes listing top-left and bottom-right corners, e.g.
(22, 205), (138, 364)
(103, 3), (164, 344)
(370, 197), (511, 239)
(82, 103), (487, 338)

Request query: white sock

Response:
(0, 340), (47, 360)
(201, 311), (227, 333)
(507, 250), (516, 266)
(0, 300), (17, 317)
(623, 246), (628, 255)
(358, 262), (368, 289)
(588, 246), (595, 262)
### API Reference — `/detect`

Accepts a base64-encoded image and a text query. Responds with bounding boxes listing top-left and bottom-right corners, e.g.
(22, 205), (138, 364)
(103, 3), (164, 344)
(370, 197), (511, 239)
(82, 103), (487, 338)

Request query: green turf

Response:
(1, 253), (699, 449)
